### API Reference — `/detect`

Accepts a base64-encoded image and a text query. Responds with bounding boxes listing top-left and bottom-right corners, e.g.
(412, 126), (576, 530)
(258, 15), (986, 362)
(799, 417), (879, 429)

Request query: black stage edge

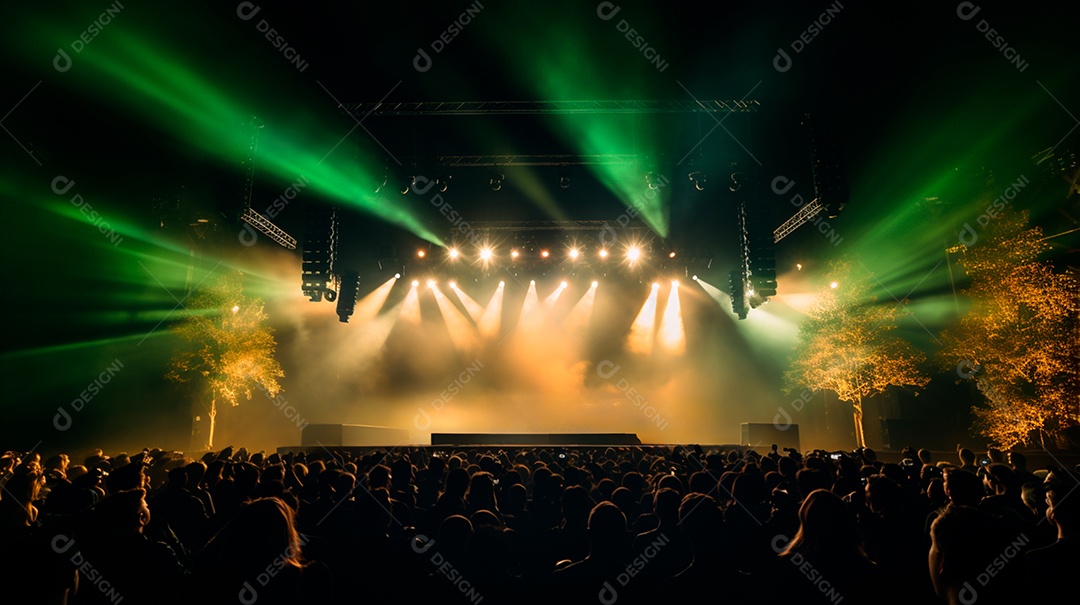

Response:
(431, 433), (642, 446)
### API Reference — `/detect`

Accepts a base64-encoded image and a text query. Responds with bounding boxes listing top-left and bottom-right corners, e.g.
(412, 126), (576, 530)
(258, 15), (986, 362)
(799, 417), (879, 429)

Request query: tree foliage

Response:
(940, 210), (1079, 448)
(165, 272), (284, 447)
(787, 261), (931, 447)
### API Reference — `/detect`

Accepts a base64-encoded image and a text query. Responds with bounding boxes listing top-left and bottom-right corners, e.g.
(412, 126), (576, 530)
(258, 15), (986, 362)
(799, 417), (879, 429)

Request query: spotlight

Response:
(652, 282), (659, 289)
(411, 280), (419, 287)
(448, 248), (460, 260)
(530, 280), (536, 285)
(671, 280), (679, 287)
(417, 249), (426, 259)
(499, 280), (505, 287)
(830, 281), (839, 289)
(449, 280), (457, 289)
(591, 280), (599, 288)
(668, 251), (676, 259)
(489, 173), (504, 191)
(540, 250), (550, 259)
(394, 273), (401, 279)
(231, 305), (240, 313)
(427, 279), (436, 288)
(560, 281), (568, 289)
(627, 246), (641, 262)
(692, 275), (698, 281)
(568, 248), (580, 260)
(510, 249), (520, 259)
(598, 249), (609, 259)
(479, 247), (493, 261)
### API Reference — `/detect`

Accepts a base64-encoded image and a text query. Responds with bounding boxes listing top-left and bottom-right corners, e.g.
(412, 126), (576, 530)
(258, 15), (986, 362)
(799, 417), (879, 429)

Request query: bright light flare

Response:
(427, 279), (436, 289)
(830, 281), (839, 289)
(627, 286), (659, 354)
(599, 249), (609, 259)
(659, 283), (686, 354)
(479, 281), (505, 339)
(627, 247), (642, 262)
(540, 250), (550, 259)
(568, 248), (580, 260)
(417, 249), (426, 258)
(510, 249), (520, 259)
(448, 248), (460, 259)
(479, 247), (493, 261)
(411, 280), (420, 288)
(231, 305), (240, 313)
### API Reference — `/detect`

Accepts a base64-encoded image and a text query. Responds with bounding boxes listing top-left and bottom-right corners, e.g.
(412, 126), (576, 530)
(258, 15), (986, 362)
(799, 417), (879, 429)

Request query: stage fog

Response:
(210, 249), (798, 452)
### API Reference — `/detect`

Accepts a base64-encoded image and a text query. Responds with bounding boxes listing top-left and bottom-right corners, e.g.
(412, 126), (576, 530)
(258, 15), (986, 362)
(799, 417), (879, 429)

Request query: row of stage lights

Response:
(415, 245), (677, 263)
(397, 277), (695, 289)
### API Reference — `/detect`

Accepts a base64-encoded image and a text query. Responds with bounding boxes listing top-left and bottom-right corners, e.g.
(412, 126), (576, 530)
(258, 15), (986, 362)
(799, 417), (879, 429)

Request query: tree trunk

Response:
(206, 398), (217, 451)
(852, 396), (866, 449)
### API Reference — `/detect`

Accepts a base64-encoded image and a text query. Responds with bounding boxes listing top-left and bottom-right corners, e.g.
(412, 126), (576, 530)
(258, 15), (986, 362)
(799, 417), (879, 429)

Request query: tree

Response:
(940, 210), (1079, 449)
(787, 261), (931, 448)
(166, 272), (284, 450)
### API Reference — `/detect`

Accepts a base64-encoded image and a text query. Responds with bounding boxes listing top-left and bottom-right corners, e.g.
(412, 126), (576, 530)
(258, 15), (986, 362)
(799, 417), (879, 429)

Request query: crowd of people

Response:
(1, 443), (1076, 604)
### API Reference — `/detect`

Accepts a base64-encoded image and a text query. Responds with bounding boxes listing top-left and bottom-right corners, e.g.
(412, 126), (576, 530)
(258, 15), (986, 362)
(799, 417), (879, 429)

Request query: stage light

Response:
(411, 280), (419, 287)
(668, 251), (676, 259)
(499, 281), (505, 287)
(231, 305), (240, 313)
(627, 247), (642, 262)
(560, 281), (568, 289)
(395, 273), (402, 279)
(479, 247), (493, 261)
(692, 275), (698, 281)
(449, 280), (457, 289)
(652, 282), (659, 289)
(417, 249), (426, 259)
(797, 263), (803, 271)
(568, 248), (580, 260)
(540, 250), (550, 259)
(830, 281), (839, 289)
(530, 280), (536, 285)
(427, 279), (436, 288)
(448, 248), (460, 259)
(510, 249), (520, 259)
(671, 280), (679, 287)
(598, 249), (609, 259)
(591, 280), (598, 287)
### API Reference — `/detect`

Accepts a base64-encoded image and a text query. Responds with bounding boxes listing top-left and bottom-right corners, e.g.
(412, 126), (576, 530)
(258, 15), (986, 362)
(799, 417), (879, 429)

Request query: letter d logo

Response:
(598, 581), (618, 605)
(956, 2), (981, 21)
(238, 581), (258, 605)
(597, 2), (621, 21)
(773, 48), (792, 73)
(237, 2), (261, 21)
(54, 48), (72, 72)
(413, 48), (432, 73)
